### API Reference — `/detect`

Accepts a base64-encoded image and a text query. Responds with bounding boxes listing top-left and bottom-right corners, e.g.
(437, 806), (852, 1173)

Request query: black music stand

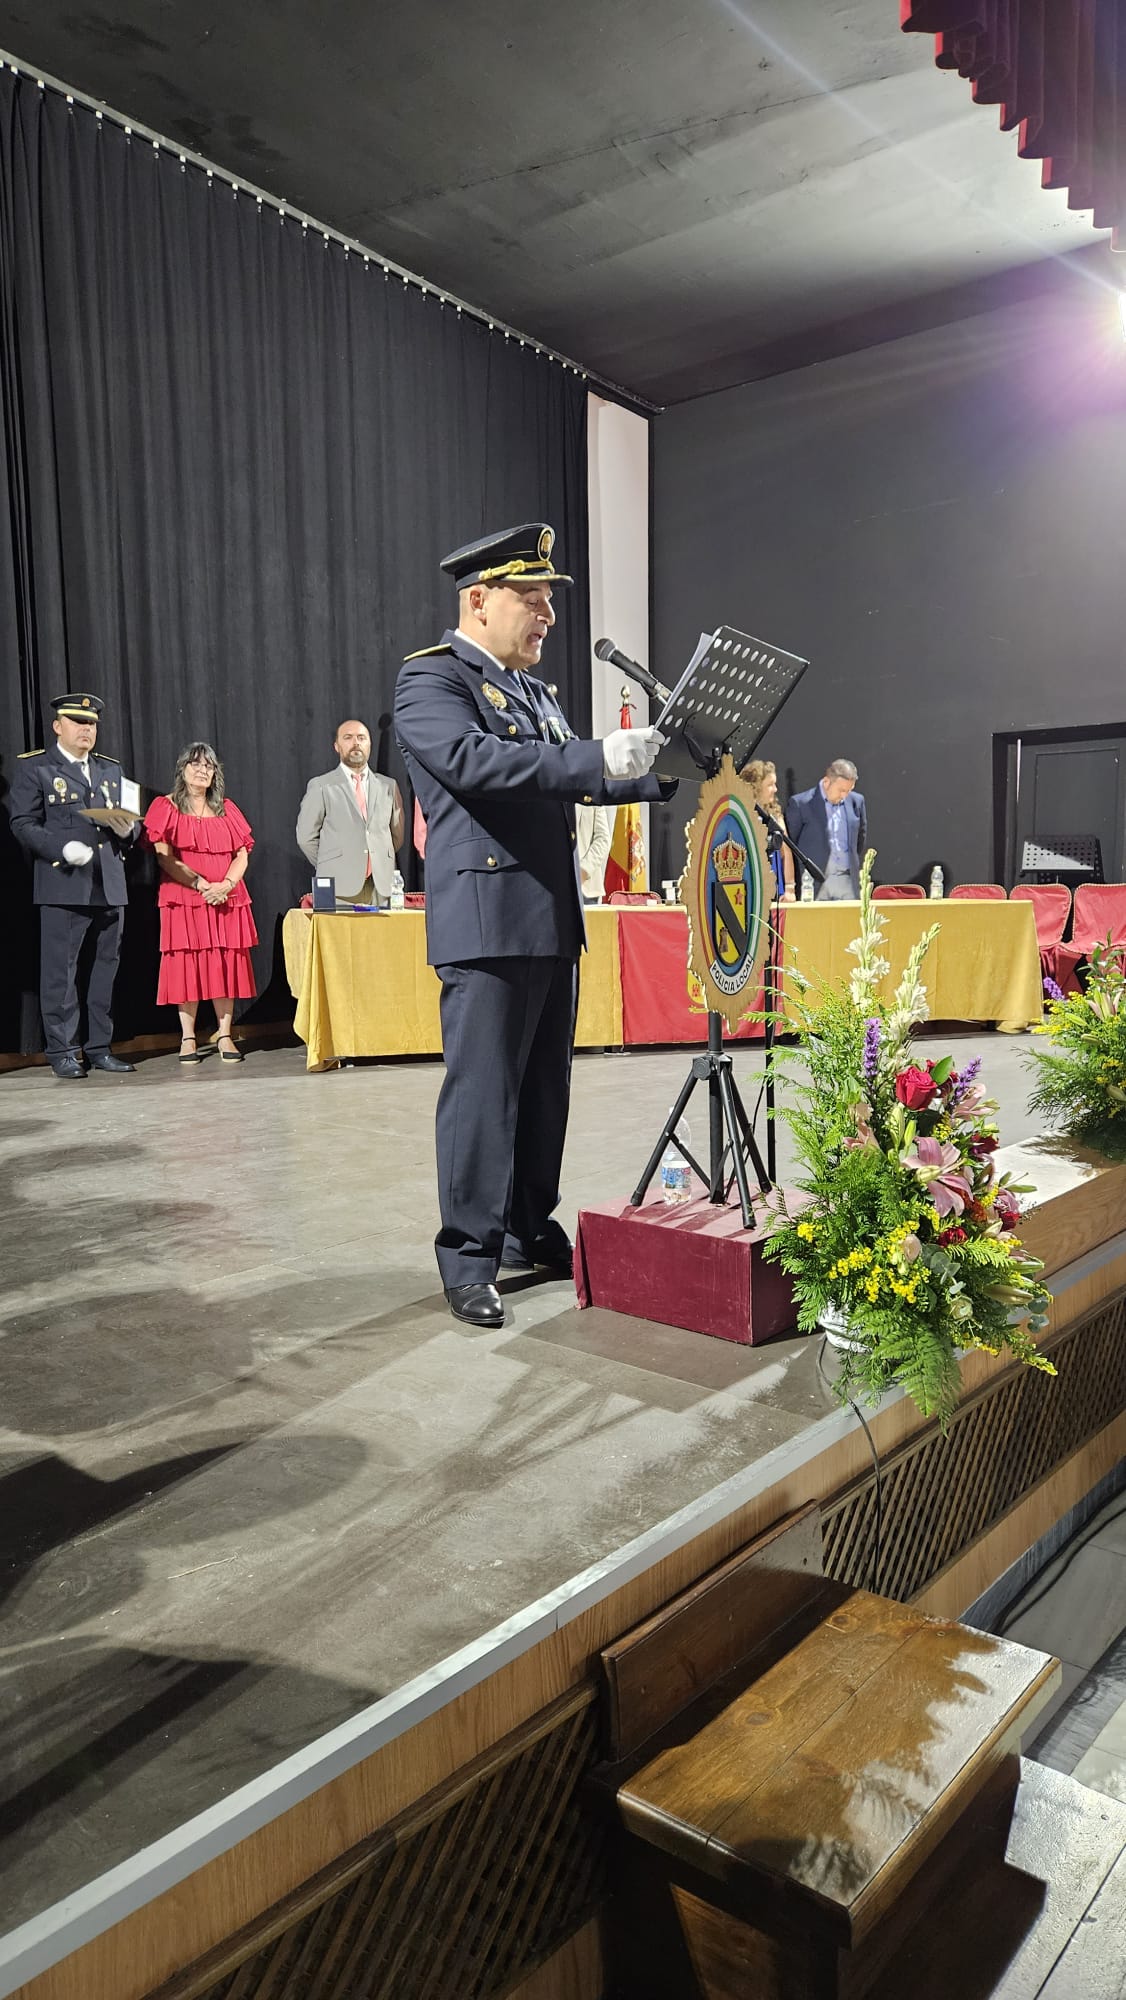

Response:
(1019, 835), (1104, 889)
(630, 626), (813, 1226)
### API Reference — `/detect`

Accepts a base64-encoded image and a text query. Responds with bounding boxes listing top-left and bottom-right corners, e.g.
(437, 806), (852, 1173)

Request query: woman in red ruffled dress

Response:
(143, 743), (257, 1064)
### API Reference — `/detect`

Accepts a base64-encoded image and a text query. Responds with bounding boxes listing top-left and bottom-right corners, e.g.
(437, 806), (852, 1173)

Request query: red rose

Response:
(895, 1066), (935, 1111)
(993, 1189), (1021, 1231)
(938, 1226), (967, 1247)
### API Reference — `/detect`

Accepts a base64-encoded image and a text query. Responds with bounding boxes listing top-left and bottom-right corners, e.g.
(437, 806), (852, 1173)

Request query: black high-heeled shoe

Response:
(178, 1036), (203, 1066)
(216, 1035), (245, 1064)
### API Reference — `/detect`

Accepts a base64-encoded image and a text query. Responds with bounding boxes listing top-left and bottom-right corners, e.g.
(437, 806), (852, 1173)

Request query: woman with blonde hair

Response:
(743, 758), (794, 903)
(143, 743), (257, 1063)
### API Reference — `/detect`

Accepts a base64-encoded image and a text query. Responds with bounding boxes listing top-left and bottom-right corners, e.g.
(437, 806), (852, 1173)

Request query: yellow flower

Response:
(796, 1221), (816, 1242)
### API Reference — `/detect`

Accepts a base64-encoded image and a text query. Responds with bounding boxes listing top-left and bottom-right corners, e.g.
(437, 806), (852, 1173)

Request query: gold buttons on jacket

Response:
(582, 794), (593, 804)
(508, 724), (517, 736)
(486, 855), (497, 868)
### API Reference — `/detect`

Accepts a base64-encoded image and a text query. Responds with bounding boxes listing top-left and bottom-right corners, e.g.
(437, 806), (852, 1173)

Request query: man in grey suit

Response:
(296, 720), (405, 905)
(785, 758), (867, 900)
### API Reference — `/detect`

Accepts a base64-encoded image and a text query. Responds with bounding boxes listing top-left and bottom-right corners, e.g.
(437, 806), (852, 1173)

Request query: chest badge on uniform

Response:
(481, 682), (508, 711)
(53, 776), (68, 797)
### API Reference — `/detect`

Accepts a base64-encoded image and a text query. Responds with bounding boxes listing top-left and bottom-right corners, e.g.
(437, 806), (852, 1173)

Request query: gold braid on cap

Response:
(477, 559), (552, 584)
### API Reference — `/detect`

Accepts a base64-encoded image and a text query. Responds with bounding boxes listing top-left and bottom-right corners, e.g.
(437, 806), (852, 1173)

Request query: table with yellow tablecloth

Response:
(615, 899), (1041, 1041)
(775, 898), (1042, 1031)
(282, 898), (1041, 1069)
(282, 908), (623, 1070)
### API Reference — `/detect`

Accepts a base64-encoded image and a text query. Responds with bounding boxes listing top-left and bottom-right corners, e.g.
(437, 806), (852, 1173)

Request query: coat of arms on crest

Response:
(682, 756), (771, 1028)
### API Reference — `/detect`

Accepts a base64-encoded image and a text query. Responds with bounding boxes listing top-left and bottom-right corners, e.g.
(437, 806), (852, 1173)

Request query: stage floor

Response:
(0, 1030), (1043, 1944)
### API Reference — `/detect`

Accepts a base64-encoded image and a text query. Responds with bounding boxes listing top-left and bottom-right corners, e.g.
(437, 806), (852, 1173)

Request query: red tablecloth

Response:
(616, 908), (764, 1044)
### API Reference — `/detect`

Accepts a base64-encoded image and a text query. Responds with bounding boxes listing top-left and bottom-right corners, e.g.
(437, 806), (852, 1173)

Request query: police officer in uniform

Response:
(395, 523), (676, 1327)
(10, 693), (139, 1078)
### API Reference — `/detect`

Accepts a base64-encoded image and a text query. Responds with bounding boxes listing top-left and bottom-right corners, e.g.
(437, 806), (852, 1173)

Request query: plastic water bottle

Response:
(660, 1117), (694, 1204)
(929, 865), (943, 900)
(800, 873), (814, 903)
(389, 870), (405, 911)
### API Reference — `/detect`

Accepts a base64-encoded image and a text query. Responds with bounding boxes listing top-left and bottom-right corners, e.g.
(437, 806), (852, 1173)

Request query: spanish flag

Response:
(604, 688), (648, 894)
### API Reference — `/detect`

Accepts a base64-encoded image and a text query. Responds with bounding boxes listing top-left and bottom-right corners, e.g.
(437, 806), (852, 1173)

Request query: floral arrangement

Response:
(762, 853), (1054, 1426)
(1027, 944), (1126, 1154)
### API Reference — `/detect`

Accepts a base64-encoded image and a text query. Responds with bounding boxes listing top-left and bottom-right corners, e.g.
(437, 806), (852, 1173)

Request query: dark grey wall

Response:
(650, 289), (1126, 889)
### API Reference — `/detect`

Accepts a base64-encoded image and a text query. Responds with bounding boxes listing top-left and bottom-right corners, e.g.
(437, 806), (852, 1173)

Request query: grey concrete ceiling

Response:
(0, 0), (1107, 403)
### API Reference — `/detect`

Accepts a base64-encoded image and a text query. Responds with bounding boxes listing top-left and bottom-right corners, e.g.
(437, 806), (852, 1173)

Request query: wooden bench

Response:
(593, 1506), (1059, 1999)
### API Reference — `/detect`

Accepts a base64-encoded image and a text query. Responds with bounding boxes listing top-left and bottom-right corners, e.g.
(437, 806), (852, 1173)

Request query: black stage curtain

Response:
(0, 69), (590, 1050)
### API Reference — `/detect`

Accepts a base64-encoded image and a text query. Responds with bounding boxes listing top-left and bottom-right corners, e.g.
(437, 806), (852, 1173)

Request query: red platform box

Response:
(574, 1192), (796, 1346)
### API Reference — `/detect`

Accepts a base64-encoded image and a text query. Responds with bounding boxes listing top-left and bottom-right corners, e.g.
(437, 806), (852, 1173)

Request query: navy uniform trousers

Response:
(434, 955), (577, 1290)
(40, 893), (124, 1059)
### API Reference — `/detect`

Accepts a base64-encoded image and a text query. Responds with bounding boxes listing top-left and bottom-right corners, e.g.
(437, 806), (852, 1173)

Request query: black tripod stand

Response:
(629, 812), (822, 1226)
(630, 1007), (769, 1226)
(623, 623), (817, 1227)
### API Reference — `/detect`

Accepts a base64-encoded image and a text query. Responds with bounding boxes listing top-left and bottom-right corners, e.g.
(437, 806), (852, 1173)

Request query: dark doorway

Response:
(993, 725), (1126, 886)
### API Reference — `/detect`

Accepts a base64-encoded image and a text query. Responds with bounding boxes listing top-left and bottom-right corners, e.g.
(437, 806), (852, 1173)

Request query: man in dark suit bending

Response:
(785, 758), (866, 900)
(394, 522), (676, 1328)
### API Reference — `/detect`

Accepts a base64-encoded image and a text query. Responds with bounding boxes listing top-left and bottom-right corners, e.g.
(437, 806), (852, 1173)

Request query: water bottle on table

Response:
(389, 870), (405, 911)
(929, 865), (943, 900)
(800, 873), (814, 903)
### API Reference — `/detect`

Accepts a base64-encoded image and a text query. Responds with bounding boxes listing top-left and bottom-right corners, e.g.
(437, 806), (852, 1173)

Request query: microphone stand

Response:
(752, 806), (824, 1183)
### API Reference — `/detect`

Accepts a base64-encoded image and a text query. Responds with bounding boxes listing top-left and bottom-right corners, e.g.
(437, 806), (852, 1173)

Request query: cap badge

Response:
(481, 682), (508, 712)
(537, 527), (554, 561)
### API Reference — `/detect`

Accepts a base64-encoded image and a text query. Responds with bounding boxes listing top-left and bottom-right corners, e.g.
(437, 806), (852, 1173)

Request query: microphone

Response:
(594, 637), (671, 706)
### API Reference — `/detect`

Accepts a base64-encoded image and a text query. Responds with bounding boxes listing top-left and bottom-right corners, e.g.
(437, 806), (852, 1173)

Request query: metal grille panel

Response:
(822, 1292), (1126, 1601)
(160, 1698), (604, 2000)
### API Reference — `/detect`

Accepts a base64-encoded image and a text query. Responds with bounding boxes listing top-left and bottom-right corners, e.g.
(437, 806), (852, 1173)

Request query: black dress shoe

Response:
(50, 1055), (87, 1080)
(86, 1053), (135, 1072)
(500, 1225), (574, 1275)
(445, 1282), (504, 1327)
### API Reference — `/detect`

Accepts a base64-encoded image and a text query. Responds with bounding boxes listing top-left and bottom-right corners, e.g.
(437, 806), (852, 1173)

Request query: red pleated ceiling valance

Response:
(900, 0), (1124, 249)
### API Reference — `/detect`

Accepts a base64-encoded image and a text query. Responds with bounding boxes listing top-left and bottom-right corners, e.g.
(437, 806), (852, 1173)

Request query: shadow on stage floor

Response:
(0, 1033), (1047, 1950)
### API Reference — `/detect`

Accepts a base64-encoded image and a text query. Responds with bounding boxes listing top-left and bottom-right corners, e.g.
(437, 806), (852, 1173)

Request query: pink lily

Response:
(951, 1083), (989, 1121)
(902, 1135), (973, 1217)
(844, 1099), (878, 1151)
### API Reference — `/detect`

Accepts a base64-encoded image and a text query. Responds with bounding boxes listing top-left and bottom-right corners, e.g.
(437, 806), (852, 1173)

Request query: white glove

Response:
(601, 726), (666, 781)
(62, 841), (94, 866)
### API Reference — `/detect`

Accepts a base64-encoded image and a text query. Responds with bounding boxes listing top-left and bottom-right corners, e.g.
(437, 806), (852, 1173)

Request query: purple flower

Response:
(956, 1056), (982, 1089)
(1043, 977), (1065, 1002)
(862, 1017), (881, 1080)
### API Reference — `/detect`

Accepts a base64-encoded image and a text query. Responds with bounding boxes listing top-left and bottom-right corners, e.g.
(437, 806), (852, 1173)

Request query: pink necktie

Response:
(352, 770), (371, 879)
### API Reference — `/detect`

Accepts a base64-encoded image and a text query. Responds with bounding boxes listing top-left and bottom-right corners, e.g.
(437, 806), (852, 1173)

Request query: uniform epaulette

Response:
(17, 748), (44, 758)
(97, 753), (121, 764)
(403, 643), (454, 662)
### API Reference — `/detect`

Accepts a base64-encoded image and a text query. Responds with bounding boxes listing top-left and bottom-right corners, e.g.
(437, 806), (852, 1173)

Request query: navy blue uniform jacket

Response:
(9, 745), (136, 904)
(395, 631), (677, 965)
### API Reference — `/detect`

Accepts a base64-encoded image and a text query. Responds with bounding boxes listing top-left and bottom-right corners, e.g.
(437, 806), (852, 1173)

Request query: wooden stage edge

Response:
(6, 1140), (1126, 2000)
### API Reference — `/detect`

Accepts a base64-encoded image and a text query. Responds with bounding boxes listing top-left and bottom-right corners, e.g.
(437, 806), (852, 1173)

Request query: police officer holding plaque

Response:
(10, 692), (140, 1078)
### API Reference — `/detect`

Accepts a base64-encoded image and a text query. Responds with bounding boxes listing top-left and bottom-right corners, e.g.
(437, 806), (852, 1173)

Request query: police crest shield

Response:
(683, 757), (771, 1028)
